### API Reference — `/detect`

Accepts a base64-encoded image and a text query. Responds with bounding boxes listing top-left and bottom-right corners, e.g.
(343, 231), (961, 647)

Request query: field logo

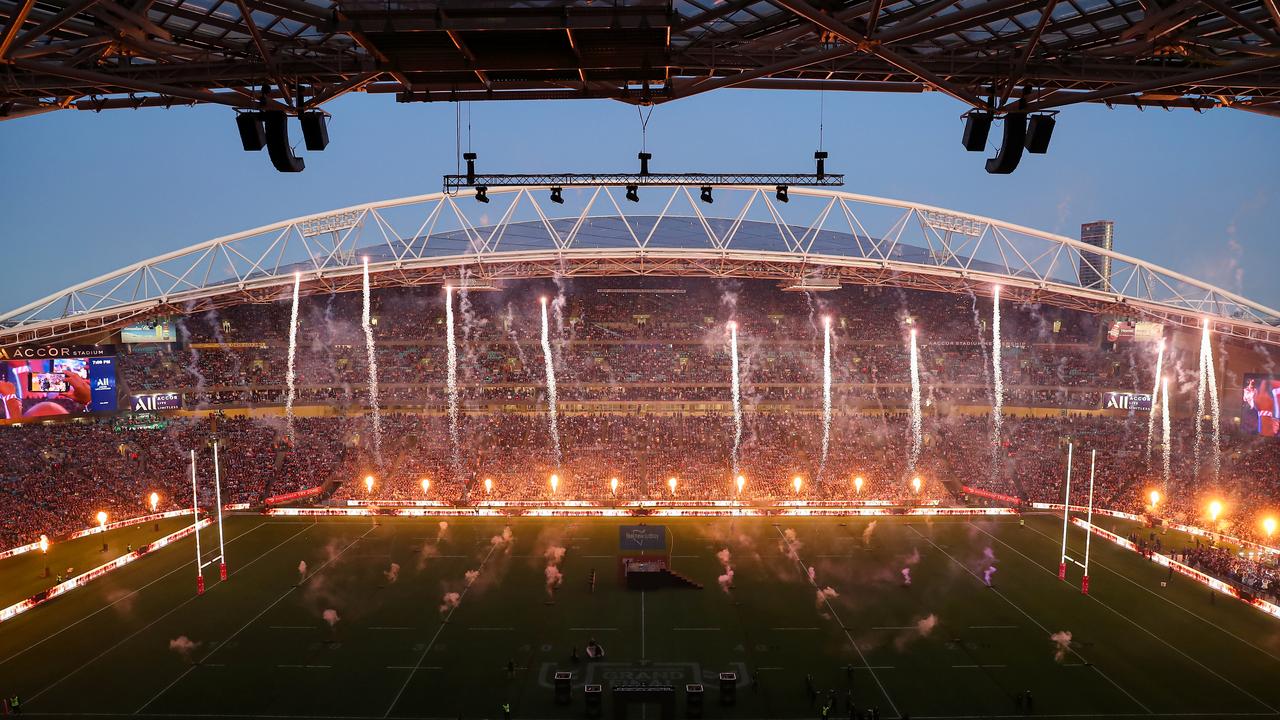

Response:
(619, 525), (666, 550)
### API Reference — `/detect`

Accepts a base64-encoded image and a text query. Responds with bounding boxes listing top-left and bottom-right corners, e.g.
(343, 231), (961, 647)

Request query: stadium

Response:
(0, 181), (1278, 720)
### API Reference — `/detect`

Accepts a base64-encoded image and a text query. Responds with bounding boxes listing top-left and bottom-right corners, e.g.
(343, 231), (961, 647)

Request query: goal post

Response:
(191, 443), (229, 596)
(1057, 443), (1098, 595)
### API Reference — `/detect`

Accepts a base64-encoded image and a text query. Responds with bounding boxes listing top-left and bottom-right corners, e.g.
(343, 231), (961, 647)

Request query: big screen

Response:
(1, 347), (117, 421)
(121, 318), (176, 344)
(1241, 374), (1280, 437)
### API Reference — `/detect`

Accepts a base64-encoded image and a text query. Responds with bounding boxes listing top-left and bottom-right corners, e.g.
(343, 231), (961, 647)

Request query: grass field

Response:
(2, 513), (1279, 720)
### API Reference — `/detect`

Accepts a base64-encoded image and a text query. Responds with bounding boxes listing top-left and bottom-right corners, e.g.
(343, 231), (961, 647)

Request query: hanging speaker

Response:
(1025, 114), (1055, 154)
(962, 111), (991, 152)
(300, 112), (329, 151)
(985, 113), (1026, 175)
(263, 111), (305, 173)
(235, 112), (266, 151)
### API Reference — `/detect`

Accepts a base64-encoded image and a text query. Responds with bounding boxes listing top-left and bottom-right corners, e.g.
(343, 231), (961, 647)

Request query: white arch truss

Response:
(3, 185), (1277, 347)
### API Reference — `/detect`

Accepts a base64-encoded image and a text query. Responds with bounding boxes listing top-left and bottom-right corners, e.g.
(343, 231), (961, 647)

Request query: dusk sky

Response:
(1, 89), (1276, 313)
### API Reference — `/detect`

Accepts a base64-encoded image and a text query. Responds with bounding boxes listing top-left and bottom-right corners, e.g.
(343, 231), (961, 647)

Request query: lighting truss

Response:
(443, 173), (844, 192)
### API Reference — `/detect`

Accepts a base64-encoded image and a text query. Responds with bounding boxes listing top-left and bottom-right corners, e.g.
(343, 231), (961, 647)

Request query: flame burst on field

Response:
(444, 286), (461, 479)
(284, 272), (300, 444)
(540, 297), (562, 470)
(361, 258), (383, 466)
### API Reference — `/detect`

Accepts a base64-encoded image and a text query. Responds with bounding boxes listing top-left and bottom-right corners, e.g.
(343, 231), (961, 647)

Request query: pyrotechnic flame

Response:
(149, 492), (159, 512)
(39, 534), (49, 553)
(364, 475), (374, 494)
(96, 511), (108, 527)
(285, 271), (300, 444)
(421, 478), (430, 494)
(728, 321), (743, 477)
(911, 476), (922, 494)
(1263, 517), (1277, 538)
(853, 475), (863, 493)
(361, 257), (383, 466)
(793, 476), (803, 495)
(549, 474), (559, 494)
(484, 478), (493, 495)
(1208, 500), (1223, 522)
(444, 285), (461, 480)
(907, 325), (923, 473)
(540, 296), (561, 469)
(736, 474), (745, 495)
(668, 477), (678, 495)
(610, 477), (619, 495)
(1148, 489), (1160, 508)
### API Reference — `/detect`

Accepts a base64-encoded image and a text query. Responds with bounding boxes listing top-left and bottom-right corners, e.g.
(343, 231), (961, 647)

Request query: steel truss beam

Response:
(443, 174), (844, 191)
(1, 0), (1279, 120)
(2, 185), (1276, 349)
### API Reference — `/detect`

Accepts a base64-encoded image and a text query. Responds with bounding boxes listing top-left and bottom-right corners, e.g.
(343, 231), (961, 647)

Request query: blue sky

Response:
(0, 89), (1276, 313)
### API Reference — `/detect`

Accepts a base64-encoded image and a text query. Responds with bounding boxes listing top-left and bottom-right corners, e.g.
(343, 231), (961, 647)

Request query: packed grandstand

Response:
(3, 278), (1277, 590)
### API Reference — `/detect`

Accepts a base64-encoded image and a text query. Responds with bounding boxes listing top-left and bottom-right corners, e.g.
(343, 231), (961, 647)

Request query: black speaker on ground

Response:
(263, 111), (304, 173)
(554, 671), (572, 705)
(300, 112), (329, 151)
(961, 111), (991, 151)
(236, 112), (266, 151)
(585, 684), (602, 718)
(985, 113), (1026, 175)
(1024, 114), (1055, 154)
(685, 684), (704, 718)
(719, 672), (737, 705)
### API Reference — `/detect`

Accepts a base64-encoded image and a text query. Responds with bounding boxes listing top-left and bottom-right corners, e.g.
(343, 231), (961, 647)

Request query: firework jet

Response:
(990, 286), (1003, 469)
(820, 316), (832, 481)
(1146, 338), (1165, 460)
(1198, 319), (1221, 479)
(444, 286), (462, 479)
(1161, 376), (1172, 487)
(361, 258), (383, 466)
(284, 272), (300, 444)
(728, 322), (743, 477)
(539, 297), (561, 469)
(908, 327), (923, 474)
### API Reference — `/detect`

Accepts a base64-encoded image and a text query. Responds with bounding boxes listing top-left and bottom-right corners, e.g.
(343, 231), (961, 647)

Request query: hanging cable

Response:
(637, 105), (654, 153)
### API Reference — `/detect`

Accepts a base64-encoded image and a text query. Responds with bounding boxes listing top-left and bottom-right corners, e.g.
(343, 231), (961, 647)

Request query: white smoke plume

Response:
(285, 272), (301, 444)
(862, 520), (878, 546)
(297, 560), (308, 583)
(168, 636), (201, 663)
(779, 528), (801, 563)
(807, 566), (817, 583)
(983, 566), (998, 586)
(1050, 631), (1073, 662)
(464, 569), (480, 586)
(916, 614), (937, 636)
(716, 548), (734, 592)
(437, 521), (449, 542)
(490, 526), (514, 549)
(815, 586), (839, 612)
(544, 565), (564, 597)
(901, 568), (912, 586)
(322, 608), (340, 627)
(383, 562), (400, 584)
(539, 297), (562, 469)
(439, 592), (461, 614)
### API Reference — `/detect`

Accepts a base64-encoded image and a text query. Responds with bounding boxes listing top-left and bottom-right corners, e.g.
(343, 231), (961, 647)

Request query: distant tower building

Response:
(1078, 221), (1114, 291)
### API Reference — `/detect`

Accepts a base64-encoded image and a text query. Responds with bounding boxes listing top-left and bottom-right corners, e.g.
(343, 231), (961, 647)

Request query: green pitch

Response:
(2, 514), (1279, 720)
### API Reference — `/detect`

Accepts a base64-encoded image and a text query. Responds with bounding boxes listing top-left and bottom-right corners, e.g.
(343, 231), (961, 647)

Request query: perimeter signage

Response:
(130, 392), (182, 412)
(1103, 391), (1153, 411)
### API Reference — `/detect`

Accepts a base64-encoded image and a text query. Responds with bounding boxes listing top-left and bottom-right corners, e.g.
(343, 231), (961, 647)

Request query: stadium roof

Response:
(2, 184), (1277, 348)
(1, 0), (1278, 121)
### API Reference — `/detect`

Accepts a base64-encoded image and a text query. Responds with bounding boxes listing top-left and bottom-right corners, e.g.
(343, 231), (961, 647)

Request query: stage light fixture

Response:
(550, 187), (564, 204)
(775, 185), (789, 202)
(699, 186), (713, 204)
(625, 184), (639, 202)
(463, 152), (478, 185)
(474, 186), (489, 203)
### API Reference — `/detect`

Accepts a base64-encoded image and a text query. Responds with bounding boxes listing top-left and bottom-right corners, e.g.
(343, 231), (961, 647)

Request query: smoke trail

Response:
(444, 286), (462, 479)
(383, 562), (400, 584)
(820, 316), (832, 482)
(901, 567), (912, 585)
(322, 608), (340, 628)
(908, 328), (923, 474)
(729, 322), (743, 478)
(436, 521), (449, 542)
(983, 565), (998, 587)
(862, 520), (877, 546)
(916, 614), (937, 636)
(815, 586), (839, 611)
(439, 592), (461, 614)
(779, 528), (801, 563)
(540, 296), (561, 469)
(297, 560), (308, 583)
(284, 272), (301, 444)
(544, 545), (567, 597)
(1161, 376), (1172, 487)
(361, 258), (383, 466)
(1146, 338), (1166, 461)
(990, 286), (1004, 470)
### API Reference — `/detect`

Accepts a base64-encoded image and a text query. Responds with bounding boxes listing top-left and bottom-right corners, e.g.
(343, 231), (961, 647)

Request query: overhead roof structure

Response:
(1, 0), (1278, 121)
(1, 184), (1276, 348)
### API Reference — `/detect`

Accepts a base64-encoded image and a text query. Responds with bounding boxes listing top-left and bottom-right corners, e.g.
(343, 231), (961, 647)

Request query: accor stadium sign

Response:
(0, 345), (114, 360)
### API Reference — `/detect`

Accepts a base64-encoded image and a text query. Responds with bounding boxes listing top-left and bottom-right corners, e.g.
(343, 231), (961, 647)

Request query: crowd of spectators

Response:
(3, 279), (1276, 594)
